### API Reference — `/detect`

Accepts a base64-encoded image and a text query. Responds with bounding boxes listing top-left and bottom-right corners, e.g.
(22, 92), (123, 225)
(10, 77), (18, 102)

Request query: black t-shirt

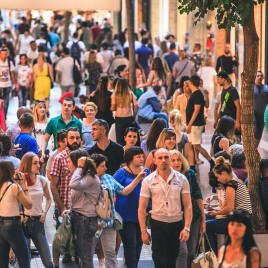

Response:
(186, 90), (205, 126)
(215, 55), (238, 74)
(87, 140), (124, 176)
(220, 86), (239, 120)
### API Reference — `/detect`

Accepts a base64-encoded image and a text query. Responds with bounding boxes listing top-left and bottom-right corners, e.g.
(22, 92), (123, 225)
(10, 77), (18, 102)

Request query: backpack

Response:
(87, 186), (113, 220)
(73, 58), (82, 84)
(70, 41), (80, 59)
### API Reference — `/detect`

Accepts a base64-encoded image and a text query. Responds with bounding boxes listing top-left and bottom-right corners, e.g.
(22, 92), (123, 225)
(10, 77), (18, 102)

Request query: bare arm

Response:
(214, 102), (220, 128)
(17, 186), (32, 209)
(50, 175), (66, 214)
(145, 151), (153, 170)
(180, 193), (192, 241)
(120, 170), (146, 195)
(219, 138), (230, 154)
(26, 73), (32, 88)
(183, 142), (190, 164)
(234, 99), (241, 132)
(173, 91), (180, 107)
(215, 187), (235, 215)
(48, 64), (54, 83)
(138, 196), (151, 244)
(250, 249), (260, 268)
(210, 145), (214, 157)
(133, 104), (138, 119)
(196, 198), (206, 233)
(140, 71), (154, 88)
(41, 133), (51, 159)
(42, 183), (52, 218)
(166, 72), (172, 98)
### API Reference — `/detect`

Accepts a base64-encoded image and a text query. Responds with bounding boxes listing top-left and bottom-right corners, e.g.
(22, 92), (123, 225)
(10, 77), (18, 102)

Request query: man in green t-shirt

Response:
(41, 97), (82, 159)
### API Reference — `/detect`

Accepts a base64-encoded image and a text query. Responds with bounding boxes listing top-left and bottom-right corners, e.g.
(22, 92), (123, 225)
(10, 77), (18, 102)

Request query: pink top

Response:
(0, 99), (6, 130)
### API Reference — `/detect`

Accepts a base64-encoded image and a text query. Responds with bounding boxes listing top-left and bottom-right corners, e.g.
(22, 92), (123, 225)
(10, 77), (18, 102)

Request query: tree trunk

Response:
(64, 11), (72, 45)
(241, 9), (265, 229)
(125, 0), (136, 92)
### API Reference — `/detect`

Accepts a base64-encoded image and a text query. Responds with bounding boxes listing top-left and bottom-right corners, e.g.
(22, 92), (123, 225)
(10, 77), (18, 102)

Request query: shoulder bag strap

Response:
(85, 192), (98, 205)
(220, 56), (224, 71)
(0, 184), (13, 202)
(177, 61), (189, 78)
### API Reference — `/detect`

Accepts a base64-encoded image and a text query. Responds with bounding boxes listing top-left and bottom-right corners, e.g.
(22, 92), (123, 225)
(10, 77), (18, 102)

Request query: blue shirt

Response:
(135, 46), (152, 69)
(164, 52), (180, 82)
(14, 133), (38, 160)
(99, 174), (124, 228)
(48, 33), (60, 47)
(114, 167), (150, 223)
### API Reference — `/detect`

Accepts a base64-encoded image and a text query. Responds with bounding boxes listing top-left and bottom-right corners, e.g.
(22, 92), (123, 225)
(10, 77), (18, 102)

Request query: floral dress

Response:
(153, 77), (167, 113)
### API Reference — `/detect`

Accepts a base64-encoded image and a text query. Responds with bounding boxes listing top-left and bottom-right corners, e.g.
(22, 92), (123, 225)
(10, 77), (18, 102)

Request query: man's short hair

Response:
(260, 158), (268, 177)
(189, 75), (201, 87)
(153, 85), (161, 93)
(73, 32), (78, 38)
(195, 43), (201, 50)
(115, 49), (122, 56)
(66, 127), (80, 138)
(91, 43), (98, 50)
(56, 129), (67, 143)
(39, 31), (45, 38)
(30, 40), (36, 45)
(141, 38), (148, 45)
(0, 134), (11, 157)
(20, 113), (34, 128)
(213, 150), (231, 162)
(62, 97), (75, 106)
(92, 119), (109, 137)
(124, 146), (144, 166)
(62, 47), (70, 55)
(38, 44), (46, 52)
(169, 42), (176, 50)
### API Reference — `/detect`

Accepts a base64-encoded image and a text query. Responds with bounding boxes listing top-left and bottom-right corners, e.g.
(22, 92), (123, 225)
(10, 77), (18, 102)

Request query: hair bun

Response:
(215, 156), (226, 165)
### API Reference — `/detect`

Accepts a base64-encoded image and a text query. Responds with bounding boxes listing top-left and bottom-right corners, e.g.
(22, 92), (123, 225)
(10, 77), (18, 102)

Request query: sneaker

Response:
(62, 252), (72, 263)
(139, 129), (147, 138)
(98, 258), (104, 268)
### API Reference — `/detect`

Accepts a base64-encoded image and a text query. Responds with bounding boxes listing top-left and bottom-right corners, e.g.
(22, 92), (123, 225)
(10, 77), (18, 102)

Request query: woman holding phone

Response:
(18, 152), (54, 268)
(0, 160), (32, 268)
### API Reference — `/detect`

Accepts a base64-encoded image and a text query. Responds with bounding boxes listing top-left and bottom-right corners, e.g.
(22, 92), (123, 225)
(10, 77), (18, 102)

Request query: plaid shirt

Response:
(99, 174), (124, 228)
(50, 148), (72, 209)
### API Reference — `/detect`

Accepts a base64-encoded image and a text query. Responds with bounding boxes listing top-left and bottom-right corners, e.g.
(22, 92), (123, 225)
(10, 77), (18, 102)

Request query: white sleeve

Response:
(97, 53), (104, 63)
(140, 178), (151, 198)
(181, 175), (190, 194)
(10, 61), (15, 72)
(216, 92), (221, 104)
(79, 41), (86, 50)
(66, 41), (72, 49)
(55, 60), (61, 71)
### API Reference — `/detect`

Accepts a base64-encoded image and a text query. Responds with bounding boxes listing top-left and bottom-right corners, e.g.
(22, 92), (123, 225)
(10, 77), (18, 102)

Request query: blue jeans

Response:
(89, 83), (98, 94)
(71, 211), (98, 268)
(0, 219), (30, 268)
(18, 85), (28, 107)
(143, 66), (149, 92)
(153, 113), (169, 127)
(26, 218), (54, 268)
(205, 213), (228, 254)
(119, 221), (143, 268)
(0, 86), (12, 118)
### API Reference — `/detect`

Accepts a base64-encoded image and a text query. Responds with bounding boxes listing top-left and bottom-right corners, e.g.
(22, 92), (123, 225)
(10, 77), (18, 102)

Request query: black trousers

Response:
(151, 219), (183, 268)
(115, 116), (133, 146)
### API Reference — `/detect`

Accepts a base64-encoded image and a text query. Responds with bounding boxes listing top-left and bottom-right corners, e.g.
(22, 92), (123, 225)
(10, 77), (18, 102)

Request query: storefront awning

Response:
(0, 0), (121, 11)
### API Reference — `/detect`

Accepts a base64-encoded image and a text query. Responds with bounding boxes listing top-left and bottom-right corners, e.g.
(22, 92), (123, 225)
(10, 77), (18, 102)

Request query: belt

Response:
(0, 216), (21, 221)
(72, 211), (85, 217)
(25, 215), (41, 220)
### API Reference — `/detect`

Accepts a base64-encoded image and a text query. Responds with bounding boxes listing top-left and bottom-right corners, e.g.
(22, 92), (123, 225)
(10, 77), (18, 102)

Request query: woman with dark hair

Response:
(90, 76), (114, 129)
(100, 41), (114, 74)
(16, 54), (32, 107)
(96, 32), (105, 51)
(211, 115), (235, 156)
(156, 41), (169, 58)
(113, 64), (129, 88)
(0, 160), (32, 268)
(114, 147), (150, 268)
(64, 149), (100, 268)
(124, 127), (141, 150)
(111, 78), (138, 145)
(231, 152), (247, 182)
(141, 118), (167, 156)
(218, 209), (260, 268)
(90, 153), (147, 268)
(5, 41), (15, 64)
(173, 76), (190, 106)
(139, 57), (171, 112)
(206, 156), (252, 253)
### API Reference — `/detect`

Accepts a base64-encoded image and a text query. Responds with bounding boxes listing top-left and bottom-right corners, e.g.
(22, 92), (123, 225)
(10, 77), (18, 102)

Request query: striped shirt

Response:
(224, 179), (252, 214)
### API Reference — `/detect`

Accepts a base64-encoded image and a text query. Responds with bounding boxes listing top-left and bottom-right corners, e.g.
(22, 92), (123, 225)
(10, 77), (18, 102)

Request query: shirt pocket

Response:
(170, 183), (182, 200)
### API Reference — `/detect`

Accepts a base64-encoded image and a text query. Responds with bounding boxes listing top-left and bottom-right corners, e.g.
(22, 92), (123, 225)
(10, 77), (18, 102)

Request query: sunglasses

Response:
(126, 127), (139, 132)
(163, 128), (175, 134)
(35, 100), (45, 105)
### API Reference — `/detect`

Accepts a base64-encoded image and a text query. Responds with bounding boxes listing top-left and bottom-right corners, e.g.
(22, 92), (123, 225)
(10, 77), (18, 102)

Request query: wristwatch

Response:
(78, 165), (84, 169)
(184, 227), (190, 232)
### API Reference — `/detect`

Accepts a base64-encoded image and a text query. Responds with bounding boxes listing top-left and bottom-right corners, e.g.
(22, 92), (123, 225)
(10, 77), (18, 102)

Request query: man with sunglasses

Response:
(254, 71), (268, 147)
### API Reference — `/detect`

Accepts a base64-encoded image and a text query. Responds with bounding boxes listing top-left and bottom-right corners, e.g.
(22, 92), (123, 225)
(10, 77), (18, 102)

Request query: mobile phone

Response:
(24, 173), (35, 186)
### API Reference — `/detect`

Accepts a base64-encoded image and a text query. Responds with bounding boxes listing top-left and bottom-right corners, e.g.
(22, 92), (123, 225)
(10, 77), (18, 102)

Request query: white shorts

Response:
(188, 125), (204, 145)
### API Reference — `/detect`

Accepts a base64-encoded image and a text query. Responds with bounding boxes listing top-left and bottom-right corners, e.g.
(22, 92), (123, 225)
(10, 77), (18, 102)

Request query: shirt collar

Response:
(59, 114), (75, 124)
(154, 167), (175, 183)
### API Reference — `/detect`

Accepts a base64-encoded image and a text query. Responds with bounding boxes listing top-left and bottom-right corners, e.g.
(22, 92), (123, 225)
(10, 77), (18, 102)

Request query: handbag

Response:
(191, 232), (218, 268)
(113, 211), (123, 230)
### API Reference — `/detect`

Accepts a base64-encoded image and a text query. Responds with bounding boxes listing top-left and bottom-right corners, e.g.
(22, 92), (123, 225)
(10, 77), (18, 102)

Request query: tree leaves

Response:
(177, 0), (265, 29)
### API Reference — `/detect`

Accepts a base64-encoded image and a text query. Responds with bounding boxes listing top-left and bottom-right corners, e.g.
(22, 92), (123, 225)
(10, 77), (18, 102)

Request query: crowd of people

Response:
(0, 15), (267, 268)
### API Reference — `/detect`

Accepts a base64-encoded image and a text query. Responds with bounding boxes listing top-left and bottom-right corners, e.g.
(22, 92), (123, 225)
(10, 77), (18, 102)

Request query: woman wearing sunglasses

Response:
(145, 128), (178, 172)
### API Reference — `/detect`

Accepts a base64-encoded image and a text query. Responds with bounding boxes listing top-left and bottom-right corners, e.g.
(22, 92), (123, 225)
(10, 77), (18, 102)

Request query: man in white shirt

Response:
(56, 47), (80, 95)
(36, 32), (51, 53)
(27, 41), (38, 66)
(166, 34), (180, 54)
(0, 48), (18, 118)
(138, 148), (192, 268)
(124, 32), (142, 50)
(66, 32), (86, 66)
(153, 36), (161, 58)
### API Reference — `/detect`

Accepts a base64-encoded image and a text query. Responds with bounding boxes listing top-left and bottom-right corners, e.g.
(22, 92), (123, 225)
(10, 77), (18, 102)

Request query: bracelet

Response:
(78, 165), (84, 169)
(23, 189), (29, 192)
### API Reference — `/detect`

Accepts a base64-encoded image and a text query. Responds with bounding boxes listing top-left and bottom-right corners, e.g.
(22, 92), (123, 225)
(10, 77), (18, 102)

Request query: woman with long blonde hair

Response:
(145, 128), (177, 172)
(18, 152), (53, 268)
(169, 109), (189, 163)
(33, 52), (53, 114)
(85, 51), (102, 95)
(111, 78), (138, 145)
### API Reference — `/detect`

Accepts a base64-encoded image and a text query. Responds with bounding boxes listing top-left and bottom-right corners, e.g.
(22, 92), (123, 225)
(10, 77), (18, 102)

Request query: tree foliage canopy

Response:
(178, 0), (265, 29)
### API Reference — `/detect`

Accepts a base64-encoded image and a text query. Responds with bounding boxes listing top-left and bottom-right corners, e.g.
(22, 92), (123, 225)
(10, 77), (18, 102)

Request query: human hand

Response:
(40, 212), (46, 223)
(15, 83), (19, 91)
(200, 220), (206, 233)
(235, 121), (241, 132)
(61, 208), (69, 218)
(98, 222), (102, 231)
(213, 121), (218, 129)
(186, 125), (191, 134)
(77, 157), (86, 168)
(136, 169), (147, 181)
(206, 195), (214, 203)
(17, 172), (27, 189)
(179, 229), (190, 241)
(141, 231), (151, 245)
(209, 211), (217, 217)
